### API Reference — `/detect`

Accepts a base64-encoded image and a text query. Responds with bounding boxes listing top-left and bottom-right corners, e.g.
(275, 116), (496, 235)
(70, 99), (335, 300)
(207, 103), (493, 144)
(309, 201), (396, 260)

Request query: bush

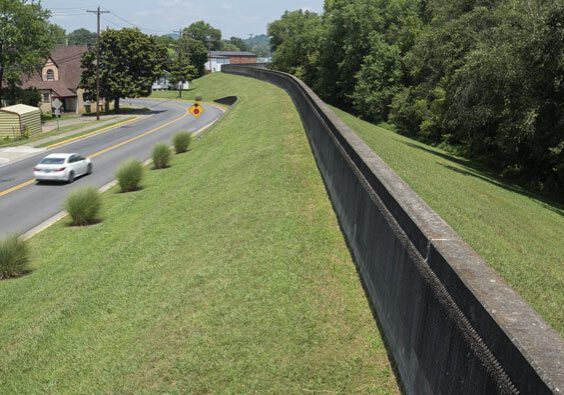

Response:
(116, 159), (144, 192)
(0, 235), (29, 279)
(65, 186), (102, 226)
(195, 94), (203, 102)
(173, 132), (192, 154)
(152, 143), (171, 169)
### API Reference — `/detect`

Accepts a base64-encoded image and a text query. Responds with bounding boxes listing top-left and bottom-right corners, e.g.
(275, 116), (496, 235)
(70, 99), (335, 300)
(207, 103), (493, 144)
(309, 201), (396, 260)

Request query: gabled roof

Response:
(22, 45), (89, 96)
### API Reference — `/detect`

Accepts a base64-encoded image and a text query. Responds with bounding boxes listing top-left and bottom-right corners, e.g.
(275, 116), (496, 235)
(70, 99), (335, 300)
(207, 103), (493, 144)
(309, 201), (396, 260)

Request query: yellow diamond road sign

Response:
(189, 103), (204, 118)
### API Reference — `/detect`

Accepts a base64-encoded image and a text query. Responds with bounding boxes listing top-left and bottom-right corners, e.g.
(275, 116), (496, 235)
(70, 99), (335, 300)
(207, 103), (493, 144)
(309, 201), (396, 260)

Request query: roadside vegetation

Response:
(173, 131), (192, 153)
(0, 73), (397, 392)
(64, 187), (102, 226)
(0, 235), (29, 280)
(116, 159), (144, 193)
(151, 144), (171, 169)
(333, 106), (564, 336)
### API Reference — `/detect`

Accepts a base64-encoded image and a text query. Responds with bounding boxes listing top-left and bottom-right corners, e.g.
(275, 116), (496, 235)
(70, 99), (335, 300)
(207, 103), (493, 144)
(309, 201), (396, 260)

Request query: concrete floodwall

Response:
(222, 64), (564, 394)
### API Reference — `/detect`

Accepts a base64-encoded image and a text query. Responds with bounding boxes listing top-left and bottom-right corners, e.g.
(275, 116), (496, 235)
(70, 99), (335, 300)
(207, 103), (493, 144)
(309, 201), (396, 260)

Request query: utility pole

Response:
(173, 29), (183, 98)
(87, 7), (109, 121)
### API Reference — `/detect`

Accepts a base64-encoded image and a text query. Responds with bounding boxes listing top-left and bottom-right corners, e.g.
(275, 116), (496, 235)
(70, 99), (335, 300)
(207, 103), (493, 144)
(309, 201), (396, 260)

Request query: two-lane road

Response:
(0, 98), (223, 237)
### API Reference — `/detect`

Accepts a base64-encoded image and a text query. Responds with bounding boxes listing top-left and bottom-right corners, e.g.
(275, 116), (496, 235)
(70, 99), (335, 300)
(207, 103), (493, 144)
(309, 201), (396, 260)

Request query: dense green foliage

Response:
(177, 33), (208, 77)
(81, 28), (166, 112)
(152, 143), (171, 169)
(0, 235), (29, 280)
(0, 0), (53, 104)
(245, 34), (270, 57)
(116, 159), (144, 192)
(67, 28), (97, 45)
(64, 187), (102, 226)
(269, 0), (564, 198)
(173, 131), (192, 153)
(184, 20), (222, 50)
(49, 24), (66, 45)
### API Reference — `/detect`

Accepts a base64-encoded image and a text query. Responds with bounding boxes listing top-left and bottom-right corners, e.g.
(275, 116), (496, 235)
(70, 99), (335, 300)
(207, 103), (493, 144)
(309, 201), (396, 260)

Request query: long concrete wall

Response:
(222, 64), (564, 394)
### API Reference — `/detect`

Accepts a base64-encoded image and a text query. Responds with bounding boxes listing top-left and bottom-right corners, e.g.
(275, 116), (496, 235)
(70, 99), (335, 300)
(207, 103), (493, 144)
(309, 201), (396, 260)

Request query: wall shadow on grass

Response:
(397, 140), (564, 217)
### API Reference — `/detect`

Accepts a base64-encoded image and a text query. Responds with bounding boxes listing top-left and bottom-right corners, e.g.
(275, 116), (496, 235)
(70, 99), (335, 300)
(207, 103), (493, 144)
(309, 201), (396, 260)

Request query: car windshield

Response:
(39, 157), (66, 165)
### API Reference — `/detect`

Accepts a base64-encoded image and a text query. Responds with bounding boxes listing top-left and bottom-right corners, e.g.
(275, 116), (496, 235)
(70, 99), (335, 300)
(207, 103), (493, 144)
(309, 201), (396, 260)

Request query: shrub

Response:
(0, 235), (29, 279)
(116, 159), (144, 192)
(65, 186), (102, 226)
(195, 94), (203, 102)
(152, 143), (171, 169)
(173, 132), (192, 154)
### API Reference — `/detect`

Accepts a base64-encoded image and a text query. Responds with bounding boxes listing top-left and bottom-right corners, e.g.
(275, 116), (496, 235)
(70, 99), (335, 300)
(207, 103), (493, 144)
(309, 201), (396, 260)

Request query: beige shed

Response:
(0, 104), (42, 139)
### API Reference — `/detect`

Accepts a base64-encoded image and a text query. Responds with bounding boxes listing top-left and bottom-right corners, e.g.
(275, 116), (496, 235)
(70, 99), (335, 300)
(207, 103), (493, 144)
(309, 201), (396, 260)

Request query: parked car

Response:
(34, 153), (92, 183)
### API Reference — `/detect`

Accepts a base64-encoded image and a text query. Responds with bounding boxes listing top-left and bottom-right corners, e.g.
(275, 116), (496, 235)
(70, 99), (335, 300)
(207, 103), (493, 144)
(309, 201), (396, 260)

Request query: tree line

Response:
(1, 1), (255, 110)
(268, 0), (564, 199)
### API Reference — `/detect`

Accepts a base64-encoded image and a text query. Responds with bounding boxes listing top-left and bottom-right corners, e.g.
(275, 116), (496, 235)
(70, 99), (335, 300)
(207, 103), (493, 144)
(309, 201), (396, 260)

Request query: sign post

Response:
(52, 98), (63, 133)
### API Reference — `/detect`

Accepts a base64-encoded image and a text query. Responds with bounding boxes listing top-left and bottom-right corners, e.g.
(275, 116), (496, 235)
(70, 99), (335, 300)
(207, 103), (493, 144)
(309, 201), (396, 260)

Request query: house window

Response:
(46, 69), (54, 81)
(42, 92), (50, 102)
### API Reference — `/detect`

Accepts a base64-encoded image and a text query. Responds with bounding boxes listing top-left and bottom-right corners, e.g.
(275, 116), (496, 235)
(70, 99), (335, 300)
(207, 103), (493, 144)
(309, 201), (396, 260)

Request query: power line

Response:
(101, 16), (123, 29)
(107, 10), (171, 34)
(50, 6), (97, 10)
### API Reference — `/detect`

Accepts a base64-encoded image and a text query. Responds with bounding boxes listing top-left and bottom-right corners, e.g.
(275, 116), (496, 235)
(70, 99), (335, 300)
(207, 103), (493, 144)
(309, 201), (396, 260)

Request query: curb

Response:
(21, 158), (153, 241)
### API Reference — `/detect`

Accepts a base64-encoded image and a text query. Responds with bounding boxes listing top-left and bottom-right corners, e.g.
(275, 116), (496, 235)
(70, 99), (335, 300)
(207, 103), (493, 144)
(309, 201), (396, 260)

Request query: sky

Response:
(42, 0), (324, 38)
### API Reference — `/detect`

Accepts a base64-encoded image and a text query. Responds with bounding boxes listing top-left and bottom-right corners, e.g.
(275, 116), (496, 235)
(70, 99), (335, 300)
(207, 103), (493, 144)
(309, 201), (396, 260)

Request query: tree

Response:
(220, 41), (240, 51)
(49, 24), (66, 45)
(228, 36), (249, 51)
(0, 0), (53, 105)
(184, 21), (221, 50)
(267, 0), (564, 198)
(268, 10), (322, 86)
(67, 28), (97, 45)
(81, 28), (165, 112)
(168, 56), (196, 98)
(177, 34), (208, 76)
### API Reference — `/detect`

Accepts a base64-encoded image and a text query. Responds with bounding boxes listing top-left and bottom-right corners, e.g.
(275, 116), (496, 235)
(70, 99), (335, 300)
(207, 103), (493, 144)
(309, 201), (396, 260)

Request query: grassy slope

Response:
(0, 73), (398, 393)
(333, 107), (564, 336)
(0, 117), (117, 148)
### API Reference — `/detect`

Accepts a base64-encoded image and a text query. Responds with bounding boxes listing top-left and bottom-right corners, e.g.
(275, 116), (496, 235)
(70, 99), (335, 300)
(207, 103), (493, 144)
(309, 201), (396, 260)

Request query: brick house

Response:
(207, 51), (257, 72)
(22, 45), (89, 114)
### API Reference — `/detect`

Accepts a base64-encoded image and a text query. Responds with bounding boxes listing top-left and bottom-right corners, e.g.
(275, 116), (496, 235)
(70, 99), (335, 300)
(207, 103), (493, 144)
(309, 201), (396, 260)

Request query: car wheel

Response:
(86, 163), (93, 175)
(67, 171), (75, 183)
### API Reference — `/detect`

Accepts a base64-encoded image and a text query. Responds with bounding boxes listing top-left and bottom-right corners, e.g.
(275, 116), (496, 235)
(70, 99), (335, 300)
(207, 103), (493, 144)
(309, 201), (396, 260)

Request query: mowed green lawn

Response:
(0, 73), (398, 393)
(333, 107), (564, 337)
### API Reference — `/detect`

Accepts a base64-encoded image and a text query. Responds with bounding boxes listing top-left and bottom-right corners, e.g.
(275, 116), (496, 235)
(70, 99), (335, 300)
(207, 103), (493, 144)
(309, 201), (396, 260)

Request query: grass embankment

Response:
(0, 117), (117, 148)
(333, 107), (564, 336)
(0, 73), (398, 393)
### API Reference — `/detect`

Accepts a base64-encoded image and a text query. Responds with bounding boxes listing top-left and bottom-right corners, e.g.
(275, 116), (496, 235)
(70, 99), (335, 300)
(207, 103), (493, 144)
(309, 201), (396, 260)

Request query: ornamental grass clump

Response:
(116, 159), (144, 192)
(152, 143), (171, 169)
(0, 235), (29, 280)
(65, 186), (102, 226)
(173, 132), (192, 154)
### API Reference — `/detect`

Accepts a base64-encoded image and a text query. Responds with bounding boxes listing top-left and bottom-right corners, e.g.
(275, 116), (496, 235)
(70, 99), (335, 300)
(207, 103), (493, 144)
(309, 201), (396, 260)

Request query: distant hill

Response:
(244, 34), (270, 57)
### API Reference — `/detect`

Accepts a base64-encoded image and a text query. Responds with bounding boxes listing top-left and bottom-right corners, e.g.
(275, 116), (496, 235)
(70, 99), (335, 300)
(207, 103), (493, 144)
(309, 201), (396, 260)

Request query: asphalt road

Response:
(0, 98), (223, 237)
